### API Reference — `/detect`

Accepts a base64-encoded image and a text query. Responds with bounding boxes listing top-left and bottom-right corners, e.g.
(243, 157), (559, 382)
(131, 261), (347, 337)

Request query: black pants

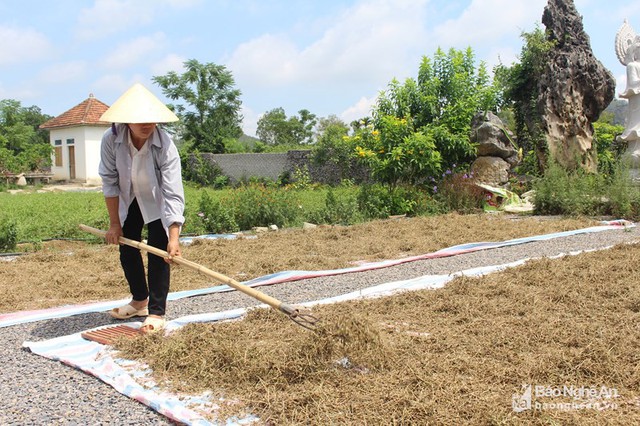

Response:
(120, 198), (169, 316)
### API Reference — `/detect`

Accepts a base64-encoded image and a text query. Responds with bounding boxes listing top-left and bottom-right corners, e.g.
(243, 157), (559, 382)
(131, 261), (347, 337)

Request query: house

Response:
(39, 94), (110, 184)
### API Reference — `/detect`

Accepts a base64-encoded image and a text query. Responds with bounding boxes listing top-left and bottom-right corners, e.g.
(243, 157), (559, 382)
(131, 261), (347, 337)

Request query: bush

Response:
(183, 151), (228, 188)
(530, 161), (640, 218)
(0, 219), (18, 252)
(350, 116), (442, 187)
(533, 162), (605, 216)
(197, 191), (239, 234)
(228, 183), (300, 230)
(434, 172), (485, 214)
(357, 184), (392, 219)
(594, 121), (625, 177)
(357, 184), (440, 219)
(307, 188), (362, 225)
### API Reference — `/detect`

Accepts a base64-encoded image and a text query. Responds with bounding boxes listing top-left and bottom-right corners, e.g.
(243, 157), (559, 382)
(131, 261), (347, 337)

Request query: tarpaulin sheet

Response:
(24, 242), (615, 425)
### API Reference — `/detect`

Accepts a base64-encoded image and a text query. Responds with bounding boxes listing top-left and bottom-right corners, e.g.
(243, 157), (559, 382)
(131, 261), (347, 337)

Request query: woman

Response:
(98, 83), (185, 334)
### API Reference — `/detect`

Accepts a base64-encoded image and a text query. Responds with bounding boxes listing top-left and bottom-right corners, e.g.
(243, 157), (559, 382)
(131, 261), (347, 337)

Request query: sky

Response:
(1, 0), (639, 137)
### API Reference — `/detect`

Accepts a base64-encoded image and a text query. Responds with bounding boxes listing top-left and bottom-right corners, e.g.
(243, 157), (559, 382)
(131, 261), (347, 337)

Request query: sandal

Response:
(140, 316), (165, 334)
(109, 304), (149, 320)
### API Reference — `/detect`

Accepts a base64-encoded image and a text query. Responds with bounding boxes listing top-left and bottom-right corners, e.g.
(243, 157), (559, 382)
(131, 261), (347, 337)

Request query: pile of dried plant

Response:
(116, 242), (640, 425)
(0, 214), (595, 312)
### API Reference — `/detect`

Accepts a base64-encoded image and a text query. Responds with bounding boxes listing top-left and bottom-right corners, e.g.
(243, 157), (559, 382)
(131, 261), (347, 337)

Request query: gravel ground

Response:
(2, 224), (640, 425)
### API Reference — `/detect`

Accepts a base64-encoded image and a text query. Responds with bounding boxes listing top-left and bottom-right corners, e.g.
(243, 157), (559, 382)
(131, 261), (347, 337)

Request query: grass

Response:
(0, 183), (361, 244)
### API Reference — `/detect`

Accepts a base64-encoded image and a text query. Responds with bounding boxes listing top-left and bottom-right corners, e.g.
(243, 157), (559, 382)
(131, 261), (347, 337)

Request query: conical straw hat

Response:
(100, 83), (178, 123)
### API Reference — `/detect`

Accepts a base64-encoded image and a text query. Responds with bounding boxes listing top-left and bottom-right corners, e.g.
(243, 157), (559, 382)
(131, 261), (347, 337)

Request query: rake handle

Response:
(79, 224), (298, 316)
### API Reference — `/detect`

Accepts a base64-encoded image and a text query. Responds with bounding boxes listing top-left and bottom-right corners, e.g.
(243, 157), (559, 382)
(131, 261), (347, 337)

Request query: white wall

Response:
(82, 126), (108, 185)
(49, 125), (109, 183)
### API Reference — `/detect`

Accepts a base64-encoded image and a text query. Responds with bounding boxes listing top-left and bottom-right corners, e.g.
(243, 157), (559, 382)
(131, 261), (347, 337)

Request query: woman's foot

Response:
(109, 300), (149, 319)
(140, 315), (165, 334)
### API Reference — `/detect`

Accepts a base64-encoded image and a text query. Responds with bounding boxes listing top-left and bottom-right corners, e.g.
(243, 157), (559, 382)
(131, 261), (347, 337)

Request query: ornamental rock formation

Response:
(469, 112), (518, 185)
(538, 0), (615, 172)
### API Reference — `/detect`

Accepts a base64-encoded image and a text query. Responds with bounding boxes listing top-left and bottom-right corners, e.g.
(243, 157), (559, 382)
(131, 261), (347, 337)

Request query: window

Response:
(66, 138), (75, 145)
(54, 147), (63, 167)
(54, 139), (62, 146)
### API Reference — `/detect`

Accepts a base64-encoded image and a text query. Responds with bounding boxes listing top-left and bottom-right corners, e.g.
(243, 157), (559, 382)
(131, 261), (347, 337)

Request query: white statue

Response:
(616, 20), (640, 175)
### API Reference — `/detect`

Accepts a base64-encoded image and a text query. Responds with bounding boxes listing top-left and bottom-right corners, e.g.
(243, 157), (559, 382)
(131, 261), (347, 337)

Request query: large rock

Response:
(538, 0), (616, 172)
(16, 174), (27, 187)
(470, 157), (510, 185)
(470, 112), (518, 185)
(470, 112), (519, 166)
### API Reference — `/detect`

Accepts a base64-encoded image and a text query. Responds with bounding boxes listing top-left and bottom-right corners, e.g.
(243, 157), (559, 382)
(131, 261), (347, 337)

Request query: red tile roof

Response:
(39, 94), (110, 129)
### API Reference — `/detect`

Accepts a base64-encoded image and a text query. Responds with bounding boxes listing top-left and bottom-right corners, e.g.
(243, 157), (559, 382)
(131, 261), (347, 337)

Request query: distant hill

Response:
(603, 99), (628, 126)
(238, 133), (261, 150)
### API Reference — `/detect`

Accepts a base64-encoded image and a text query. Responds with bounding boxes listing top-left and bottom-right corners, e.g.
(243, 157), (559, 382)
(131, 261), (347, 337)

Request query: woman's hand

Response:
(165, 223), (181, 264)
(166, 239), (181, 264)
(105, 223), (123, 245)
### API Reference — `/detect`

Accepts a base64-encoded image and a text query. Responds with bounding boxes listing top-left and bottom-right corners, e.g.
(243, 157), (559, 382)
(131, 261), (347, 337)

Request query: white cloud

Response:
(227, 0), (429, 90)
(241, 105), (260, 137)
(75, 0), (201, 40)
(431, 0), (546, 48)
(0, 26), (52, 66)
(227, 34), (299, 86)
(38, 61), (88, 84)
(101, 33), (167, 70)
(92, 73), (149, 102)
(0, 84), (41, 105)
(340, 95), (377, 124)
(76, 0), (156, 40)
(150, 53), (187, 76)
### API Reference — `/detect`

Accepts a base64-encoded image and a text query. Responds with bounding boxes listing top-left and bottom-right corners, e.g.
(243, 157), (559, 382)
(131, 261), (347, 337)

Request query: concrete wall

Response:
(203, 152), (290, 183)
(192, 150), (371, 185)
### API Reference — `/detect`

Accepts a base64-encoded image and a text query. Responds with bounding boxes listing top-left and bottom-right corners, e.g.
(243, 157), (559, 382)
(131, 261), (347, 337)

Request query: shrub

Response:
(534, 162), (640, 219)
(357, 184), (391, 219)
(0, 219), (18, 252)
(197, 191), (239, 234)
(533, 162), (611, 216)
(435, 171), (485, 214)
(183, 152), (227, 188)
(307, 188), (362, 225)
(357, 184), (439, 219)
(593, 121), (625, 177)
(290, 165), (312, 190)
(350, 116), (442, 187)
(228, 183), (300, 230)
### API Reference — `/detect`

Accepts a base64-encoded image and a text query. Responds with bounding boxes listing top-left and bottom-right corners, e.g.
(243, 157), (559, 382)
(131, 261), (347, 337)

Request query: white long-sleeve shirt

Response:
(99, 124), (185, 231)
(128, 137), (161, 223)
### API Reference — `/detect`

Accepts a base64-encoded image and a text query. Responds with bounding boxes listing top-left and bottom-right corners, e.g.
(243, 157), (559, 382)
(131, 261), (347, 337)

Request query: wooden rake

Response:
(79, 224), (319, 330)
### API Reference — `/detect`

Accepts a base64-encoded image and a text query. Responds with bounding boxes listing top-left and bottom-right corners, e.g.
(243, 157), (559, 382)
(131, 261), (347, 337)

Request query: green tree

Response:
(0, 100), (52, 173)
(153, 59), (243, 153)
(350, 116), (442, 187)
(373, 47), (502, 169)
(311, 115), (352, 178)
(296, 109), (317, 144)
(593, 119), (625, 176)
(256, 107), (317, 145)
(494, 26), (555, 173)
